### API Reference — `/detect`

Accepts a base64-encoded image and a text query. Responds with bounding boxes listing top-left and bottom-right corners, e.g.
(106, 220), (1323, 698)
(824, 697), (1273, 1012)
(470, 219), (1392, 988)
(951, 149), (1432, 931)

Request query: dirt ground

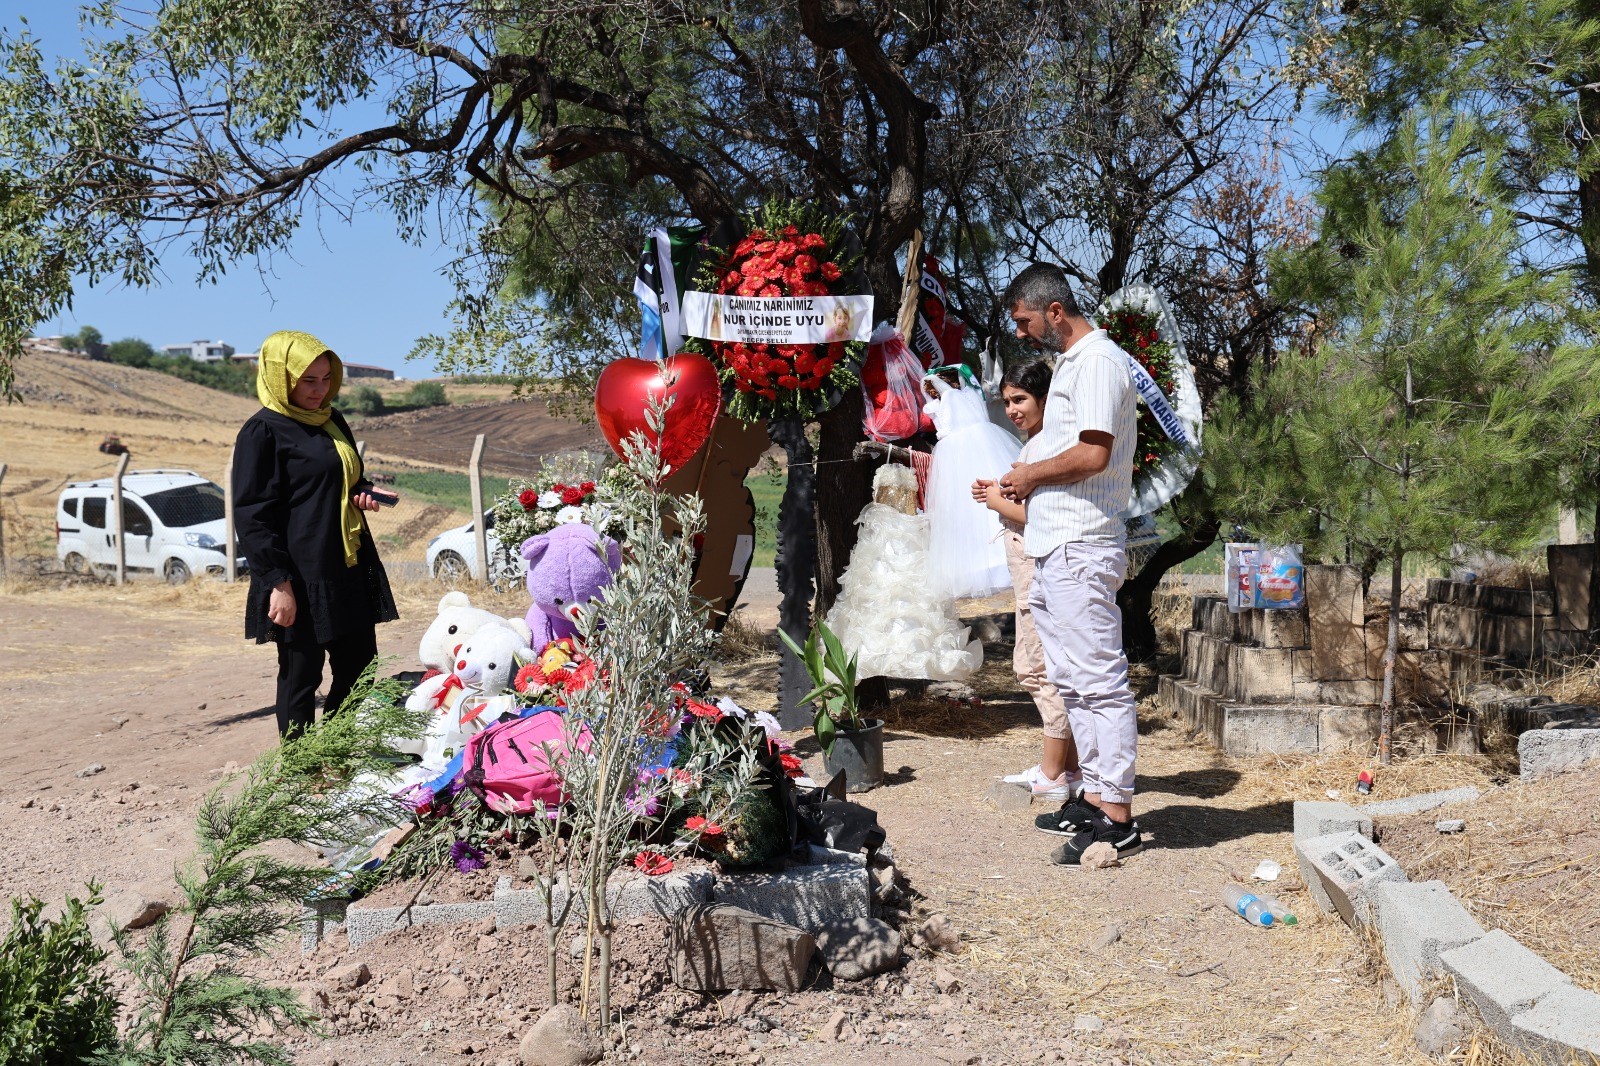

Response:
(0, 567), (1511, 1065)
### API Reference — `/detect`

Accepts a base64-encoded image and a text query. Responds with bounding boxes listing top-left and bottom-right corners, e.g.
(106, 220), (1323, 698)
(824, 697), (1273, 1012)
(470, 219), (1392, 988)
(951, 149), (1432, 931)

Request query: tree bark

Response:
(1118, 505), (1222, 661)
(1379, 550), (1401, 767)
(770, 419), (819, 728)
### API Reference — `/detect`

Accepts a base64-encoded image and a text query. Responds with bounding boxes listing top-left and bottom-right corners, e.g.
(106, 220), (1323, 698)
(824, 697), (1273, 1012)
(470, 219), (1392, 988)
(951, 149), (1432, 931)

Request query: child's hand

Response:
(970, 478), (993, 504)
(982, 481), (1008, 511)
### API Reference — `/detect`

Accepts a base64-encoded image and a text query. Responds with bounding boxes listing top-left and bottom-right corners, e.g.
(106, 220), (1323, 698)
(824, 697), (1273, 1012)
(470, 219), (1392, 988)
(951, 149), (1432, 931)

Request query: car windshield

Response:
(140, 483), (225, 527)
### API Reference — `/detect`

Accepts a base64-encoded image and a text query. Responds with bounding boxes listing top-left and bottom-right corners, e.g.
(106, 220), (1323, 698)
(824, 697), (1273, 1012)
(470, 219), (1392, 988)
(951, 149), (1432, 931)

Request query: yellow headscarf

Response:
(256, 330), (364, 567)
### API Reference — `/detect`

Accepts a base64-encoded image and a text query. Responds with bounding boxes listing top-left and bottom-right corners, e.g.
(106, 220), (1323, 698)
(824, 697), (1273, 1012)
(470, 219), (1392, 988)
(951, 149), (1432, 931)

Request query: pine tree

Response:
(1209, 110), (1598, 762)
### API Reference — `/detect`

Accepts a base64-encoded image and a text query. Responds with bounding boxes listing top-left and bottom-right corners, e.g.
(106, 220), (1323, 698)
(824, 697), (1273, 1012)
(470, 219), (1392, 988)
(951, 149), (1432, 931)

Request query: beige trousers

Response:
(1003, 530), (1070, 740)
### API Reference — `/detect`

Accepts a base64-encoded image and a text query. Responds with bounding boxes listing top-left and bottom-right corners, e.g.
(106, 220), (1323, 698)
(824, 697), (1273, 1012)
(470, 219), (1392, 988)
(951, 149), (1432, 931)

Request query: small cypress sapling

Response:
(102, 666), (424, 1064)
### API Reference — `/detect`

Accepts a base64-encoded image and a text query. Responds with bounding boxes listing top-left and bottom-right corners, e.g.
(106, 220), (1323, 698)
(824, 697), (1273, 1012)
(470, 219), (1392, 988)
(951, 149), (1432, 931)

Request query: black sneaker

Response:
(1034, 794), (1099, 836)
(1050, 814), (1145, 867)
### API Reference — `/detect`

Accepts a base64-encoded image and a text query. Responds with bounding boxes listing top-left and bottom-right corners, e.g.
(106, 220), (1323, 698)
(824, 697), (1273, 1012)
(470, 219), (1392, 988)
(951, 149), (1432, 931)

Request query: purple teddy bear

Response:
(520, 523), (622, 650)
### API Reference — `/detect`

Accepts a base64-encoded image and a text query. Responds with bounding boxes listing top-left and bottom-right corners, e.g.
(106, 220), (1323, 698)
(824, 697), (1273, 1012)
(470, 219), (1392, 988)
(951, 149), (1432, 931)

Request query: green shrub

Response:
(401, 380), (447, 407)
(0, 888), (118, 1065)
(340, 384), (386, 416)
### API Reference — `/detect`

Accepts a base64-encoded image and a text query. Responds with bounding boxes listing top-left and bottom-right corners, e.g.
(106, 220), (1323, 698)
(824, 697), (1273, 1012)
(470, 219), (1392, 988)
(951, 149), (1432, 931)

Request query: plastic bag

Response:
(1253, 544), (1305, 610)
(861, 323), (926, 442)
(1225, 542), (1259, 614)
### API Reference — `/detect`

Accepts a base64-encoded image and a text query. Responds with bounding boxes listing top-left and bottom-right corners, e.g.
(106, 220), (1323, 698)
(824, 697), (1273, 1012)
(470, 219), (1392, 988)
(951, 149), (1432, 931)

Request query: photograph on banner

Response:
(682, 292), (874, 346)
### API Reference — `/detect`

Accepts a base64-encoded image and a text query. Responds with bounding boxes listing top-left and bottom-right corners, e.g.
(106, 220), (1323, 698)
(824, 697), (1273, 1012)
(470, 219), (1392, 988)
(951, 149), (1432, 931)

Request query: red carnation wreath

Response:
(1097, 302), (1183, 487)
(685, 202), (867, 423)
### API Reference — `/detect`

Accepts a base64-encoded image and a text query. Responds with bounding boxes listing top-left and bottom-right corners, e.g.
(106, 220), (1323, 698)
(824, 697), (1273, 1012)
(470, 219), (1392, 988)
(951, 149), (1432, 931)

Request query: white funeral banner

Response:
(682, 292), (875, 346)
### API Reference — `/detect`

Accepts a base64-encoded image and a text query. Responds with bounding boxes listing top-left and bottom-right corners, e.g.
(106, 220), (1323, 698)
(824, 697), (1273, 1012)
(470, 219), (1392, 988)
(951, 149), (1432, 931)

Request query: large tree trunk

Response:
(1118, 505), (1222, 661)
(770, 419), (819, 729)
(1576, 19), (1600, 646)
(1379, 550), (1402, 766)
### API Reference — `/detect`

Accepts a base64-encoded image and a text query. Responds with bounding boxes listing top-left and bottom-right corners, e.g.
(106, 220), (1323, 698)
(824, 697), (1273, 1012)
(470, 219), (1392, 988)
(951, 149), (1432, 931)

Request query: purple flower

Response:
(450, 840), (487, 873)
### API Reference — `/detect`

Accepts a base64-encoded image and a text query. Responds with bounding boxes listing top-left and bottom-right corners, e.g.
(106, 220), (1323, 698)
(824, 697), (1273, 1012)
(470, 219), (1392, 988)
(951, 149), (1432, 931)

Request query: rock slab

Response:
(711, 861), (869, 934)
(1519, 728), (1600, 781)
(669, 903), (816, 993)
(1414, 997), (1471, 1058)
(814, 917), (902, 981)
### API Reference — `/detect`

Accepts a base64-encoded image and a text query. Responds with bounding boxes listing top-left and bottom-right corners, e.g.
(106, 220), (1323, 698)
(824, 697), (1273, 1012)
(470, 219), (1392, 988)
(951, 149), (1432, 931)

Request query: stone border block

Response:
(1292, 800), (1372, 843)
(1294, 830), (1407, 925)
(1358, 785), (1480, 818)
(493, 868), (714, 927)
(712, 862), (870, 934)
(1367, 880), (1485, 1002)
(1506, 986), (1600, 1061)
(1440, 929), (1572, 1034)
(1519, 728), (1600, 781)
(300, 898), (349, 953)
(345, 900), (495, 948)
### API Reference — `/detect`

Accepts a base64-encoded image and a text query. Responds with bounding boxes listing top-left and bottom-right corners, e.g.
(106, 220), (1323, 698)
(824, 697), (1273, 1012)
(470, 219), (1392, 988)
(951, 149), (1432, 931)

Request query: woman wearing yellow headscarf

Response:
(233, 330), (399, 738)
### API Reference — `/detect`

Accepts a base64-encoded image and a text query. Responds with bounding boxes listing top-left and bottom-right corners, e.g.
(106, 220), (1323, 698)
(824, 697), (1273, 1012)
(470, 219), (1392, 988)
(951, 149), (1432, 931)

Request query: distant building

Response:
(228, 352), (393, 380)
(161, 339), (236, 362)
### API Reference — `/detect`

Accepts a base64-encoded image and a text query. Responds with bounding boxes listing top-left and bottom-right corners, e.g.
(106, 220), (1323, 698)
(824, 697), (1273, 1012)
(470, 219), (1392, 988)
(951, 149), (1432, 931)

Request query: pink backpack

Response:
(463, 710), (590, 815)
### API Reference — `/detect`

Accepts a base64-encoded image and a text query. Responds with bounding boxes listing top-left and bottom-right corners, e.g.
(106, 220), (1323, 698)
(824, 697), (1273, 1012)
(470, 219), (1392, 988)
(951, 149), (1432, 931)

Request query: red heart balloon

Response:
(594, 353), (722, 473)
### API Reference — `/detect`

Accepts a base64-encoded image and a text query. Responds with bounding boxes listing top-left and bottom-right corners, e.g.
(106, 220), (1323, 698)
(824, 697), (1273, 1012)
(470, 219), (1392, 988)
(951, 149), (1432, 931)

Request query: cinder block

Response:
(1219, 703), (1319, 755)
(1203, 598), (1233, 639)
(1226, 645), (1297, 702)
(1359, 785), (1480, 818)
(1302, 678), (1381, 705)
(1519, 728), (1600, 781)
(300, 898), (349, 953)
(1440, 929), (1572, 1034)
(1308, 565), (1366, 680)
(345, 900), (495, 948)
(1258, 609), (1309, 649)
(1395, 650), (1451, 704)
(1317, 704), (1379, 752)
(1548, 544), (1592, 633)
(1191, 595), (1222, 634)
(494, 868), (714, 927)
(1228, 600), (1254, 643)
(1506, 985), (1600, 1061)
(1294, 830), (1407, 925)
(712, 862), (870, 934)
(1192, 633), (1231, 694)
(1292, 800), (1372, 843)
(1367, 880), (1485, 1002)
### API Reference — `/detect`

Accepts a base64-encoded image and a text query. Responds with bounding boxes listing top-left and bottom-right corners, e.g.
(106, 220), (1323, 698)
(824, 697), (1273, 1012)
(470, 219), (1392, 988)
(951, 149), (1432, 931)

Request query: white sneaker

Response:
(1001, 765), (1079, 798)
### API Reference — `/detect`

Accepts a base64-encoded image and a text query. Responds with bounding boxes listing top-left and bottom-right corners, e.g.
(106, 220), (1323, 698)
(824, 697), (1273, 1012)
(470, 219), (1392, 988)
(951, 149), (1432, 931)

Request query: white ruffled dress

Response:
(924, 378), (1019, 599)
(825, 469), (983, 682)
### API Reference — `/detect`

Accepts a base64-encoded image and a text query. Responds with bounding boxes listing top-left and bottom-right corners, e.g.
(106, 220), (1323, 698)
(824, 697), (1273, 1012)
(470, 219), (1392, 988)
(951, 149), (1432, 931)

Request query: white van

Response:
(55, 470), (245, 582)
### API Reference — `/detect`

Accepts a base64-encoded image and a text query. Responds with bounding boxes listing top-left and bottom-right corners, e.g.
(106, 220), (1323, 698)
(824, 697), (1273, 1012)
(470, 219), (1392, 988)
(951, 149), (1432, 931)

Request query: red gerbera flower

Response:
(801, 232), (827, 250)
(772, 240), (799, 262)
(685, 815), (727, 850)
(779, 752), (804, 777)
(633, 850), (673, 876)
(686, 699), (724, 722)
(781, 224), (800, 238)
(794, 254), (819, 276)
(820, 261), (842, 281)
(777, 374), (801, 390)
(564, 658), (599, 695)
(513, 662), (548, 694)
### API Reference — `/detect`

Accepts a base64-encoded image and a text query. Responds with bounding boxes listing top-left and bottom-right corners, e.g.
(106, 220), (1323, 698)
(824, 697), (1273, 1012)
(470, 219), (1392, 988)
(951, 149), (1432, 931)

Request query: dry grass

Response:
(1523, 652), (1600, 707)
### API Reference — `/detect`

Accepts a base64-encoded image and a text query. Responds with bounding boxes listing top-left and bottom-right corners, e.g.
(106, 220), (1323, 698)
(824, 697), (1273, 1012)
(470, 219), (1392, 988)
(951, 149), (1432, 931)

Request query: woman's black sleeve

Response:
(232, 418), (295, 587)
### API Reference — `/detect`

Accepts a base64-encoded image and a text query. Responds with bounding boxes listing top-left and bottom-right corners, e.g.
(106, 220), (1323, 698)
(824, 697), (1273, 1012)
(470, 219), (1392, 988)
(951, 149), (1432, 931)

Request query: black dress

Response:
(232, 408), (398, 645)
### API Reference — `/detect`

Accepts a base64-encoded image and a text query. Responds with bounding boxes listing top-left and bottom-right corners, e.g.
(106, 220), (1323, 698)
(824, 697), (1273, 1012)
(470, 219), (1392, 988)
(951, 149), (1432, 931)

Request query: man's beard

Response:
(1029, 319), (1067, 352)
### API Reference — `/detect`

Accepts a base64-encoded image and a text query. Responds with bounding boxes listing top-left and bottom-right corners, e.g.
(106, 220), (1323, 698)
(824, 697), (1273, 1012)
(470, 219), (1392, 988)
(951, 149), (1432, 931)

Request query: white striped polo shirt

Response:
(1022, 328), (1136, 557)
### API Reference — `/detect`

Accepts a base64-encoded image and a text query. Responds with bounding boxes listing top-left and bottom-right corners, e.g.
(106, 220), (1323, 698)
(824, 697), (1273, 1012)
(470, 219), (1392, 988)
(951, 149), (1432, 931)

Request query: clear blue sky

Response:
(2, 3), (459, 377)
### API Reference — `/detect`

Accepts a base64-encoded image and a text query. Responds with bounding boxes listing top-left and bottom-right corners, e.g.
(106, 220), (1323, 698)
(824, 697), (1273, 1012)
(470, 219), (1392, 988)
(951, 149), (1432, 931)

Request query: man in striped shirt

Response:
(998, 263), (1144, 866)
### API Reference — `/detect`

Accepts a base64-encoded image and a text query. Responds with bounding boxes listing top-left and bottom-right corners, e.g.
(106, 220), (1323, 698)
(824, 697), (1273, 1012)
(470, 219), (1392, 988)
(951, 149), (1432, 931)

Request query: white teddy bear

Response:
(411, 624), (537, 772)
(418, 590), (531, 672)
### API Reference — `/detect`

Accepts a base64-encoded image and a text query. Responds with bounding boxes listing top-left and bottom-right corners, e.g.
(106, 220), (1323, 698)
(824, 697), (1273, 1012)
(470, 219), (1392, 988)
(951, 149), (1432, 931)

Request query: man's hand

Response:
(268, 580), (297, 628)
(1000, 461), (1039, 502)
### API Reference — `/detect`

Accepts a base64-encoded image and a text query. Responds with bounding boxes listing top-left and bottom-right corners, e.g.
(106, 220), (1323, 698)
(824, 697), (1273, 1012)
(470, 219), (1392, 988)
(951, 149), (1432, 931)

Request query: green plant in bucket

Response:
(777, 619), (861, 755)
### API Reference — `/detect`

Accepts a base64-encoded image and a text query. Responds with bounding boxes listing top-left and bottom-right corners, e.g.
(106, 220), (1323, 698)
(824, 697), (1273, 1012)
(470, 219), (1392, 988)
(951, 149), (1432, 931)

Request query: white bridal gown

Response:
(923, 377), (1018, 600)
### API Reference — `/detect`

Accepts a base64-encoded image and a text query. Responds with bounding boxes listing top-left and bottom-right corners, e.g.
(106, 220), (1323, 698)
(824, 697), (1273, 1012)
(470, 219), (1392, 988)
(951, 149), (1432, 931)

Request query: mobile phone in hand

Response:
(367, 488), (400, 508)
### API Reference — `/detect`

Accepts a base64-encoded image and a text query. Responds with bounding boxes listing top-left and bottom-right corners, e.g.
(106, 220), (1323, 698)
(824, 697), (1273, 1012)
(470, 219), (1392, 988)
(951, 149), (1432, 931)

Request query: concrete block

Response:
(1192, 633), (1232, 694)
(1367, 880), (1485, 1002)
(300, 898), (349, 953)
(1426, 577), (1460, 605)
(1474, 583), (1555, 617)
(345, 900), (495, 948)
(1474, 692), (1556, 736)
(1440, 929), (1572, 1034)
(1297, 678), (1381, 706)
(1317, 704), (1379, 752)
(1258, 609), (1309, 649)
(1428, 603), (1484, 651)
(1548, 544), (1592, 633)
(1291, 648), (1317, 682)
(1358, 785), (1480, 818)
(1395, 649), (1452, 704)
(1479, 612), (1543, 663)
(1226, 644), (1297, 702)
(1506, 985), (1600, 1061)
(1191, 594), (1222, 634)
(1308, 565), (1366, 680)
(1219, 703), (1319, 755)
(1203, 597), (1233, 640)
(1519, 728), (1600, 781)
(1232, 603), (1256, 644)
(1292, 800), (1372, 842)
(712, 862), (870, 934)
(494, 868), (714, 927)
(1294, 830), (1407, 925)
(1541, 628), (1589, 659)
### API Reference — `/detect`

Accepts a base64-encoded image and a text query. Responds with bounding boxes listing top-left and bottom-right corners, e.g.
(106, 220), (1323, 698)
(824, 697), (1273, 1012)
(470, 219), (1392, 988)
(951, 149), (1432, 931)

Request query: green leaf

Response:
(815, 709), (838, 756)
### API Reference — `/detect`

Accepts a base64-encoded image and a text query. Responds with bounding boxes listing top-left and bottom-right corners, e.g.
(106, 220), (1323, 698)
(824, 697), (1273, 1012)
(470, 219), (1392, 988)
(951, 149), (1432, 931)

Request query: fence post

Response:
(356, 440), (366, 459)
(223, 446), (237, 584)
(0, 462), (7, 577)
(112, 452), (130, 586)
(1559, 506), (1579, 544)
(469, 434), (488, 585)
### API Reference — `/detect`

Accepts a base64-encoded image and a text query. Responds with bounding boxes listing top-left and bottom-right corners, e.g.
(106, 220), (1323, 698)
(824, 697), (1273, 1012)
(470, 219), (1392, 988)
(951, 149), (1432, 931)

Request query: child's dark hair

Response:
(1001, 359), (1052, 402)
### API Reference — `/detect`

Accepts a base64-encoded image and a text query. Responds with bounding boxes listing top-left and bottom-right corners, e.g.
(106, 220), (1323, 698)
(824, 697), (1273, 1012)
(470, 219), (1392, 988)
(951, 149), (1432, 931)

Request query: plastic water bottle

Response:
(1222, 884), (1274, 927)
(1261, 895), (1298, 926)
